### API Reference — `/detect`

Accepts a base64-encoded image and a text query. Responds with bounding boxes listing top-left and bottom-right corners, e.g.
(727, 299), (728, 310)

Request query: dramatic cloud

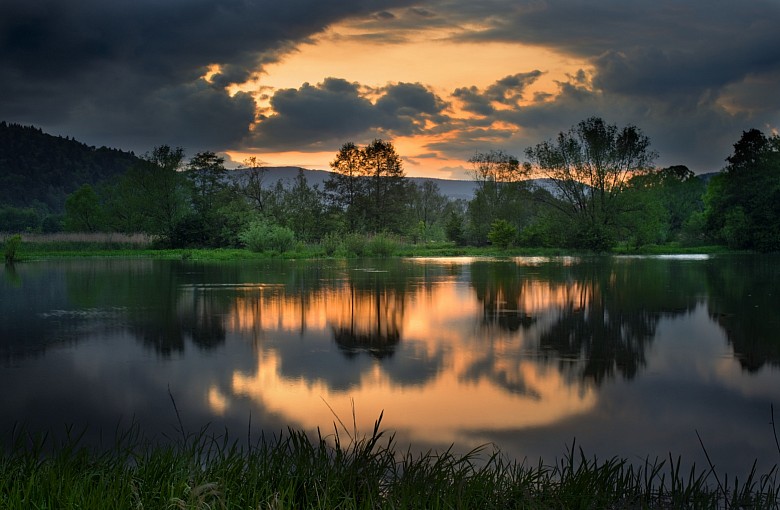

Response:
(453, 71), (542, 115)
(2, 0), (779, 173)
(247, 78), (448, 150)
(0, 0), (418, 152)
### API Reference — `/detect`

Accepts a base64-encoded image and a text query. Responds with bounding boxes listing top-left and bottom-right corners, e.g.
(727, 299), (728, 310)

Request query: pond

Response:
(2, 255), (780, 476)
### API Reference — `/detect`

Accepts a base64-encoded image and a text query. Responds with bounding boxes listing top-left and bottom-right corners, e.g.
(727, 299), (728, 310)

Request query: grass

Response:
(1, 415), (778, 509)
(1, 231), (746, 262)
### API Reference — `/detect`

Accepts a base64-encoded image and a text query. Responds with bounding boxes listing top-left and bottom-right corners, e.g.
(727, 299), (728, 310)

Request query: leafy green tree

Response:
(282, 170), (327, 243)
(179, 151), (247, 247)
(409, 181), (449, 242)
(325, 142), (368, 231)
(324, 139), (409, 234)
(466, 150), (529, 244)
(0, 206), (41, 232)
(363, 139), (409, 233)
(238, 165), (271, 214)
(624, 165), (705, 244)
(110, 145), (189, 240)
(445, 208), (466, 245)
(524, 117), (656, 250)
(64, 184), (104, 232)
(487, 219), (518, 249)
(704, 129), (780, 251)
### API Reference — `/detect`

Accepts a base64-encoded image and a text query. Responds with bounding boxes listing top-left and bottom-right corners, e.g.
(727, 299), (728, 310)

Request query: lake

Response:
(2, 255), (779, 477)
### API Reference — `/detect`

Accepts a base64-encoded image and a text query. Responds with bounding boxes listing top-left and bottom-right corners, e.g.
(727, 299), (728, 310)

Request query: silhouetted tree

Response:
(524, 117), (657, 250)
(704, 129), (780, 251)
(325, 139), (409, 234)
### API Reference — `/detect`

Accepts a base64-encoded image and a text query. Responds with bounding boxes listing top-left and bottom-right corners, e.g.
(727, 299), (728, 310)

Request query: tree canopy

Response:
(524, 117), (657, 250)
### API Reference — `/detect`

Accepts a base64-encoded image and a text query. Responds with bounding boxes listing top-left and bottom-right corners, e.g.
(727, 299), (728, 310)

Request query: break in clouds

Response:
(1, 0), (779, 172)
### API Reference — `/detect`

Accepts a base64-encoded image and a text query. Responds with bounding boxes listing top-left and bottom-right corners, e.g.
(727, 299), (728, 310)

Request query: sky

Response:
(2, 0), (780, 180)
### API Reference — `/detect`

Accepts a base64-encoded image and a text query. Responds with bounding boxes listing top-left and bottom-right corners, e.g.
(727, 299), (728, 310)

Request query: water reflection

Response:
(2, 256), (780, 474)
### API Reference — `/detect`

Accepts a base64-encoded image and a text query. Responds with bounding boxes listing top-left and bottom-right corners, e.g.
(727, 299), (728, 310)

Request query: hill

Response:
(0, 122), (140, 212)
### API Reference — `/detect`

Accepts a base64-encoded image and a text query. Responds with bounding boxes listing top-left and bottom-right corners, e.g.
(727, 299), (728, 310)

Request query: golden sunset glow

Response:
(224, 17), (592, 178)
(231, 351), (596, 447)
(207, 264), (602, 445)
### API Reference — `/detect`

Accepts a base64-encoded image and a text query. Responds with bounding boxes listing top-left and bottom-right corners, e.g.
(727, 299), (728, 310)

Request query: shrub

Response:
(3, 234), (22, 264)
(367, 232), (398, 257)
(320, 232), (342, 256)
(239, 220), (296, 253)
(344, 232), (367, 257)
(487, 219), (518, 249)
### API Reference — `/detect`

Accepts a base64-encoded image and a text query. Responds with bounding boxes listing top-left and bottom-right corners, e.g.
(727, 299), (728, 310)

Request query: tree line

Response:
(3, 117), (779, 252)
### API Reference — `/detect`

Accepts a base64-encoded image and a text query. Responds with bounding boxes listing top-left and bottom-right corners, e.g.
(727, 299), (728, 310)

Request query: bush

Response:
(344, 232), (367, 257)
(487, 219), (518, 249)
(3, 234), (22, 264)
(239, 220), (296, 253)
(320, 232), (342, 256)
(367, 233), (398, 257)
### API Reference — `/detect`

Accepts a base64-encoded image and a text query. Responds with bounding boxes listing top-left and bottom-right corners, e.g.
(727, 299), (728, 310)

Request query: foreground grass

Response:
(1, 416), (778, 509)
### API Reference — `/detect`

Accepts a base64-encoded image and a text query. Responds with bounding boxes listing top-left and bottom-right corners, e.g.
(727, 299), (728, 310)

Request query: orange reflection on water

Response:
(231, 349), (596, 447)
(218, 272), (598, 445)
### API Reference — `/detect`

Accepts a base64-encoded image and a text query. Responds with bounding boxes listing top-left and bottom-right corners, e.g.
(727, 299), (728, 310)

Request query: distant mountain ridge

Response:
(228, 166), (479, 201)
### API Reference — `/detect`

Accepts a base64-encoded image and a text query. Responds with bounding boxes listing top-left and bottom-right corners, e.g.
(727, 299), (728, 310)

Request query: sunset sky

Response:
(2, 0), (779, 179)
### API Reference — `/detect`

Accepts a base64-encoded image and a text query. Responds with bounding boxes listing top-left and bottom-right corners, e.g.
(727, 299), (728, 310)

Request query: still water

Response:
(2, 255), (780, 476)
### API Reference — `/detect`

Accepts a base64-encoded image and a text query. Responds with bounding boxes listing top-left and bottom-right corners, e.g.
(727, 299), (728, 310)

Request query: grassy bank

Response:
(2, 232), (738, 262)
(2, 416), (778, 509)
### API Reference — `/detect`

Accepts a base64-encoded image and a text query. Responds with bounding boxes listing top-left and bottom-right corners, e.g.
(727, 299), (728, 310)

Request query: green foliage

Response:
(0, 122), (138, 213)
(239, 220), (296, 253)
(344, 232), (368, 257)
(325, 139), (409, 234)
(64, 184), (105, 232)
(487, 219), (518, 249)
(703, 129), (780, 251)
(0, 205), (41, 232)
(320, 232), (342, 256)
(3, 234), (22, 264)
(367, 232), (398, 257)
(525, 117), (657, 250)
(445, 209), (466, 245)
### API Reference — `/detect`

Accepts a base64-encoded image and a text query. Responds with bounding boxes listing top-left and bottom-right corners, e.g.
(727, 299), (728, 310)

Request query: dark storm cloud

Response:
(248, 79), (448, 150)
(453, 71), (542, 115)
(0, 0), (418, 152)
(400, 0), (780, 172)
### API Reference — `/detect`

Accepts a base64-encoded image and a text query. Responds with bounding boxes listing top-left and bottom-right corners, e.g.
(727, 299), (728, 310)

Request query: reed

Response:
(1, 416), (777, 509)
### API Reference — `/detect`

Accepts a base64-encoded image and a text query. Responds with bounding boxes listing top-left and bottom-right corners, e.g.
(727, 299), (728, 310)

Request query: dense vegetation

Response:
(0, 122), (139, 232)
(2, 118), (779, 253)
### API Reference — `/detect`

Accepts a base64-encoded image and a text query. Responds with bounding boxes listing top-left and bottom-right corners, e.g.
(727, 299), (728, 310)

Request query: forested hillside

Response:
(0, 122), (139, 212)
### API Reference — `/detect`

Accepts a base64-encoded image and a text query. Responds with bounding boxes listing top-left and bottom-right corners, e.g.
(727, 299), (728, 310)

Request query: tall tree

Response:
(524, 117), (656, 250)
(466, 150), (529, 244)
(704, 129), (780, 250)
(116, 145), (189, 240)
(325, 139), (409, 234)
(325, 142), (368, 231)
(283, 170), (327, 242)
(410, 180), (449, 242)
(64, 184), (104, 232)
(363, 139), (408, 233)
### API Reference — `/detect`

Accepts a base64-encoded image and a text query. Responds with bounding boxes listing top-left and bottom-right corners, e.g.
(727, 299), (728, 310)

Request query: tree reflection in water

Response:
(469, 257), (707, 386)
(706, 255), (780, 372)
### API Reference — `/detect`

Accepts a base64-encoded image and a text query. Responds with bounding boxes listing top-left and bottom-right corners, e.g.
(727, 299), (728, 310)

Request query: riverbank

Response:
(2, 232), (736, 262)
(2, 418), (777, 509)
